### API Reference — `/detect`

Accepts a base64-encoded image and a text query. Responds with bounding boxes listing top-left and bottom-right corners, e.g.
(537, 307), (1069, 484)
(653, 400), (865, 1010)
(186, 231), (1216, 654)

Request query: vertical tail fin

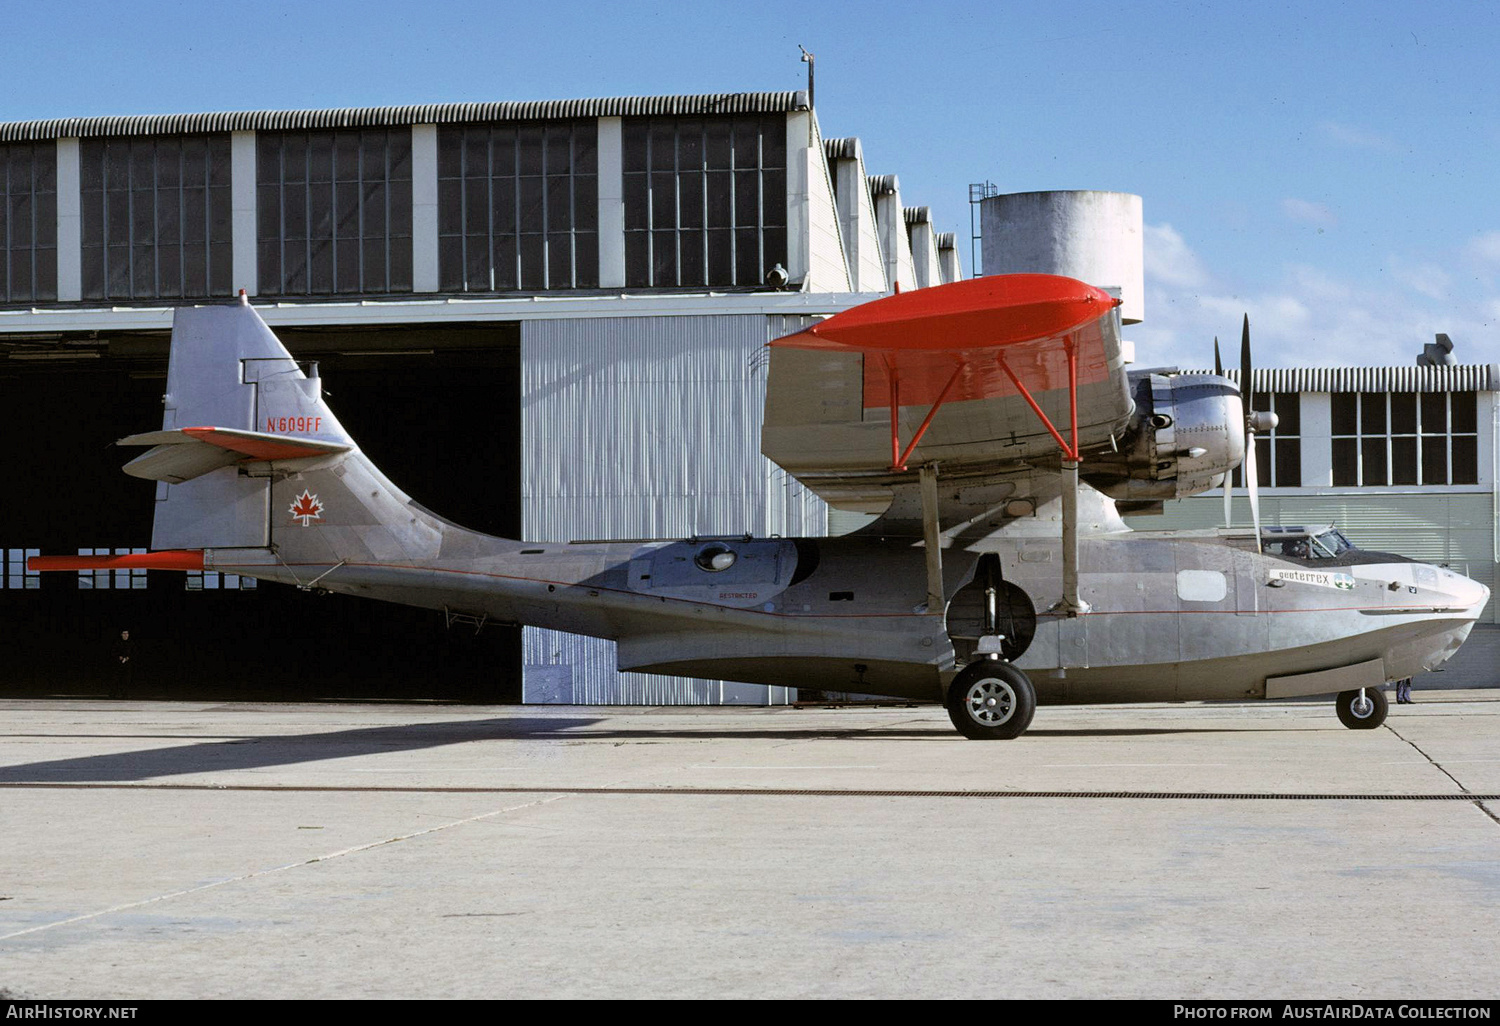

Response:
(132, 296), (450, 564)
(163, 293), (355, 449)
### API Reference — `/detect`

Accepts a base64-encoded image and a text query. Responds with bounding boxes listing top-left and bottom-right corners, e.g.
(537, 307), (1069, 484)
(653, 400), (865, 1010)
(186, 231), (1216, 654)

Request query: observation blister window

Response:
(693, 543), (737, 572)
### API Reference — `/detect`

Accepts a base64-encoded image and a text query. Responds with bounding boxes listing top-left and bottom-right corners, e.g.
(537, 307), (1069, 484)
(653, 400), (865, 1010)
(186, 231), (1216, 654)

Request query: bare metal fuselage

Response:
(208, 523), (1487, 706)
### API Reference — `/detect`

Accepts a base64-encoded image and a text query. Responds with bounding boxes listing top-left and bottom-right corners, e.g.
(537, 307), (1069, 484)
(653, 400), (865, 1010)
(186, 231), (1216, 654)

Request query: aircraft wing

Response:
(762, 274), (1135, 512)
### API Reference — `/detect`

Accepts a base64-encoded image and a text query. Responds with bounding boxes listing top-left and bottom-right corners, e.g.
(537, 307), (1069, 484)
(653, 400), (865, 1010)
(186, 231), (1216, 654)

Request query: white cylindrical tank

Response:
(980, 190), (1144, 324)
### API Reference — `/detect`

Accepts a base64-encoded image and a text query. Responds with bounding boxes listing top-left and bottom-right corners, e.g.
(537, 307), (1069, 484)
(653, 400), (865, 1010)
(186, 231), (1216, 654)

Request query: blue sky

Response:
(5, 0), (1498, 370)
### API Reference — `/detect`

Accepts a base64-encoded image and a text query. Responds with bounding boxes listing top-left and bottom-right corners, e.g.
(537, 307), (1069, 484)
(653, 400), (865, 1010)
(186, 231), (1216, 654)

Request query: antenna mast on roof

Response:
(799, 45), (815, 112)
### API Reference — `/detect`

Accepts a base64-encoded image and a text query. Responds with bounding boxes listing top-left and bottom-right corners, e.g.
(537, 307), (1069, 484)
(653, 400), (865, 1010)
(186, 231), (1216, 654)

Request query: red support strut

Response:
(887, 359), (901, 470)
(997, 355), (1080, 462)
(895, 363), (964, 470)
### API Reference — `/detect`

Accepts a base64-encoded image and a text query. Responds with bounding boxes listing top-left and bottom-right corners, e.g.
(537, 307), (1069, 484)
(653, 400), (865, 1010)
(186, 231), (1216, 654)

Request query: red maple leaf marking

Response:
(289, 490), (324, 526)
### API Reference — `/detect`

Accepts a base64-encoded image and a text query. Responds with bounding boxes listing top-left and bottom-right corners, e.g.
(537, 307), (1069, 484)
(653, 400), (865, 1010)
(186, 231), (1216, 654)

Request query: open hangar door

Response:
(2, 321), (521, 701)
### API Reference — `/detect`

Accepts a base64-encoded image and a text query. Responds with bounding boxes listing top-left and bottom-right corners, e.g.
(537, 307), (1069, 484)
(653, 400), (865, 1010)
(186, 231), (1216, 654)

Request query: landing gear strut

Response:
(1336, 686), (1388, 730)
(946, 661), (1037, 740)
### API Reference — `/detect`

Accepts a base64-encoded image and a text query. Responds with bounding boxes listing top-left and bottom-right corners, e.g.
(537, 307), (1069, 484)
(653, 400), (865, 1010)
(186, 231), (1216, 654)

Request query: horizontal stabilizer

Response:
(28, 550), (205, 572)
(120, 426), (351, 483)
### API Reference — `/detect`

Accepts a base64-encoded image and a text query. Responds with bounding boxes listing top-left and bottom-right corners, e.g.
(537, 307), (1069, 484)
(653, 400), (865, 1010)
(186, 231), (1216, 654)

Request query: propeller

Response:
(1215, 320), (1277, 551)
(1237, 315), (1278, 553)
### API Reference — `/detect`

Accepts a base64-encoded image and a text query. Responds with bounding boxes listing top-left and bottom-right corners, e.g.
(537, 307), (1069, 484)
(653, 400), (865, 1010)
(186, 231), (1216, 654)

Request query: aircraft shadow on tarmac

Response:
(0, 716), (1282, 783)
(0, 717), (601, 783)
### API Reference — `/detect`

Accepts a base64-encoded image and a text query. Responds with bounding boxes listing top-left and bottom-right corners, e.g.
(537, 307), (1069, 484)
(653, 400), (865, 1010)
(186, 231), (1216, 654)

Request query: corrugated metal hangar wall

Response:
(1, 92), (960, 703)
(519, 313), (826, 704)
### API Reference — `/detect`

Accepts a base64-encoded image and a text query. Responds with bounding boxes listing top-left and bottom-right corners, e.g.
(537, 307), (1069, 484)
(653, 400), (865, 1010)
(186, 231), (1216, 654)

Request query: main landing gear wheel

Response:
(946, 661), (1036, 740)
(1336, 687), (1389, 730)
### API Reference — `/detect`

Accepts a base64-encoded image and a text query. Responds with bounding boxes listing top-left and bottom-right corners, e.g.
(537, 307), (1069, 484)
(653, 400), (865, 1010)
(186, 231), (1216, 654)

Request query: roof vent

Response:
(1417, 333), (1456, 367)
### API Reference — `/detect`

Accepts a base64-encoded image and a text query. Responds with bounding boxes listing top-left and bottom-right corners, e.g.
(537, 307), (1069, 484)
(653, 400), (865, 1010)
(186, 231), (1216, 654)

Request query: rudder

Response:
(145, 295), (357, 550)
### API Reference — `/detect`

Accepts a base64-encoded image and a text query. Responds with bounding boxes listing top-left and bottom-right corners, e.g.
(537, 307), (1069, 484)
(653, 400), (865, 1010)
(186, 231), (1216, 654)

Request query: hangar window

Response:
(4, 549), (40, 590)
(184, 570), (256, 592)
(1231, 391), (1300, 488)
(1331, 391), (1477, 486)
(257, 129), (413, 296)
(74, 548), (146, 590)
(621, 115), (787, 288)
(80, 135), (232, 301)
(0, 142), (57, 303)
(437, 121), (598, 291)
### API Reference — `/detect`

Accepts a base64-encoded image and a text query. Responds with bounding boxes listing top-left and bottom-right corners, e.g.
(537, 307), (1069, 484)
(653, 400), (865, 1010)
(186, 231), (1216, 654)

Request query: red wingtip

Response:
(772, 274), (1116, 353)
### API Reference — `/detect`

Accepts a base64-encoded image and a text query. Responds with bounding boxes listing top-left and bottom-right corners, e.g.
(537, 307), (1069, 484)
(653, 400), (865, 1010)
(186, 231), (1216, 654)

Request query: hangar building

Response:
(0, 92), (964, 703)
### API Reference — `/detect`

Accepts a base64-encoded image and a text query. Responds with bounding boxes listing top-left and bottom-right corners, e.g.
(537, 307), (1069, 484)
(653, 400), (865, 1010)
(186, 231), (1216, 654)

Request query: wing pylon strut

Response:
(772, 274), (1115, 619)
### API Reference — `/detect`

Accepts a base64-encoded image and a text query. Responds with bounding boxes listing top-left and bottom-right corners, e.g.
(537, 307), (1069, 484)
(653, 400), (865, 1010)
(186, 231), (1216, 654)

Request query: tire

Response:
(1336, 687), (1388, 730)
(946, 661), (1036, 740)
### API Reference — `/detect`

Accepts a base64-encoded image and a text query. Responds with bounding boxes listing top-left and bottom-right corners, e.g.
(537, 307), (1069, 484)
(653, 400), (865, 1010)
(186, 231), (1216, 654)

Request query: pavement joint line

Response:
(2, 782), (1499, 800)
(1380, 722), (1500, 828)
(0, 790), (577, 945)
(1384, 721), (1472, 793)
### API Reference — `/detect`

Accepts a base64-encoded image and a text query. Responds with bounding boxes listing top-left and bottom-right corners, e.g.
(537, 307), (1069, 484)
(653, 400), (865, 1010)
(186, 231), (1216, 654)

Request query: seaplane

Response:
(31, 275), (1489, 738)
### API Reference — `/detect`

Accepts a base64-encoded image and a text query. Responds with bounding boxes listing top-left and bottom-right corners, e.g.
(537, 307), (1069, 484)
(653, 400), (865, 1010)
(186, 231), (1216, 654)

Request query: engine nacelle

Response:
(1089, 372), (1245, 501)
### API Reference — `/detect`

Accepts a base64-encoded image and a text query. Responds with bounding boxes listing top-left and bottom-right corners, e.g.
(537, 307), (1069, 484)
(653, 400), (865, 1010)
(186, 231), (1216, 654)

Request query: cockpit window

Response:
(1318, 529), (1354, 556)
(1262, 527), (1357, 560)
(693, 543), (737, 572)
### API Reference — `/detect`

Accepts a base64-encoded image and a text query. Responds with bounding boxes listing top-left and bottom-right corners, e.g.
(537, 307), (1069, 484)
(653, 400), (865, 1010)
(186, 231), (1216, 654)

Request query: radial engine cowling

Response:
(1090, 372), (1245, 502)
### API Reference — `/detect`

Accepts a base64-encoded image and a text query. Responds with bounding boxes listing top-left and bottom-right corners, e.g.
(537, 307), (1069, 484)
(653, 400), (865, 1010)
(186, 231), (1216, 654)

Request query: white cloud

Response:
(1318, 121), (1399, 153)
(1281, 198), (1337, 228)
(1134, 223), (1500, 371)
(1390, 259), (1452, 302)
(1466, 231), (1500, 265)
(1143, 222), (1213, 289)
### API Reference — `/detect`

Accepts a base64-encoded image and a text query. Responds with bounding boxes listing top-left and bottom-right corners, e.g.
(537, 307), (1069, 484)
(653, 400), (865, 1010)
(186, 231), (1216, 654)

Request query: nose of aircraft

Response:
(1368, 560), (1490, 616)
(1385, 563), (1491, 676)
(1443, 569), (1491, 615)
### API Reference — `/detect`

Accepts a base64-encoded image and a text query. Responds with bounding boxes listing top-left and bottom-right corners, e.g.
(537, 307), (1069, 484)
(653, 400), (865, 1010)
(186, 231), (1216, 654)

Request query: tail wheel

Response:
(1336, 687), (1388, 730)
(946, 661), (1036, 740)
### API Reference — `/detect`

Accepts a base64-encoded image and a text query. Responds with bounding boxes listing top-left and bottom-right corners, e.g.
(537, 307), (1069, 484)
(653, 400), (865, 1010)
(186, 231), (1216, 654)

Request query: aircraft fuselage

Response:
(207, 525), (1487, 706)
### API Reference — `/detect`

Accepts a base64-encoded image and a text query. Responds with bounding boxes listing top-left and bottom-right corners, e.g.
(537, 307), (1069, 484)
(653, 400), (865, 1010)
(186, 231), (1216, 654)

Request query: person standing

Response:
(1395, 677), (1414, 704)
(110, 629), (135, 699)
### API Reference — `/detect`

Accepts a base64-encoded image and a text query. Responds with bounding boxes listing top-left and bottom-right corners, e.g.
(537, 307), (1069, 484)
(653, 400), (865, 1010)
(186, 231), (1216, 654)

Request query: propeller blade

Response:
(1244, 431), (1263, 552)
(1240, 313), (1260, 551)
(1239, 314), (1251, 395)
(1215, 333), (1228, 526)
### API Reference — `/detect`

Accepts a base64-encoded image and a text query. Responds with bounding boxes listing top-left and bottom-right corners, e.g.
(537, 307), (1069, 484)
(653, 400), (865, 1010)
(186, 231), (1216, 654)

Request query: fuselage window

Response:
(1176, 570), (1227, 602)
